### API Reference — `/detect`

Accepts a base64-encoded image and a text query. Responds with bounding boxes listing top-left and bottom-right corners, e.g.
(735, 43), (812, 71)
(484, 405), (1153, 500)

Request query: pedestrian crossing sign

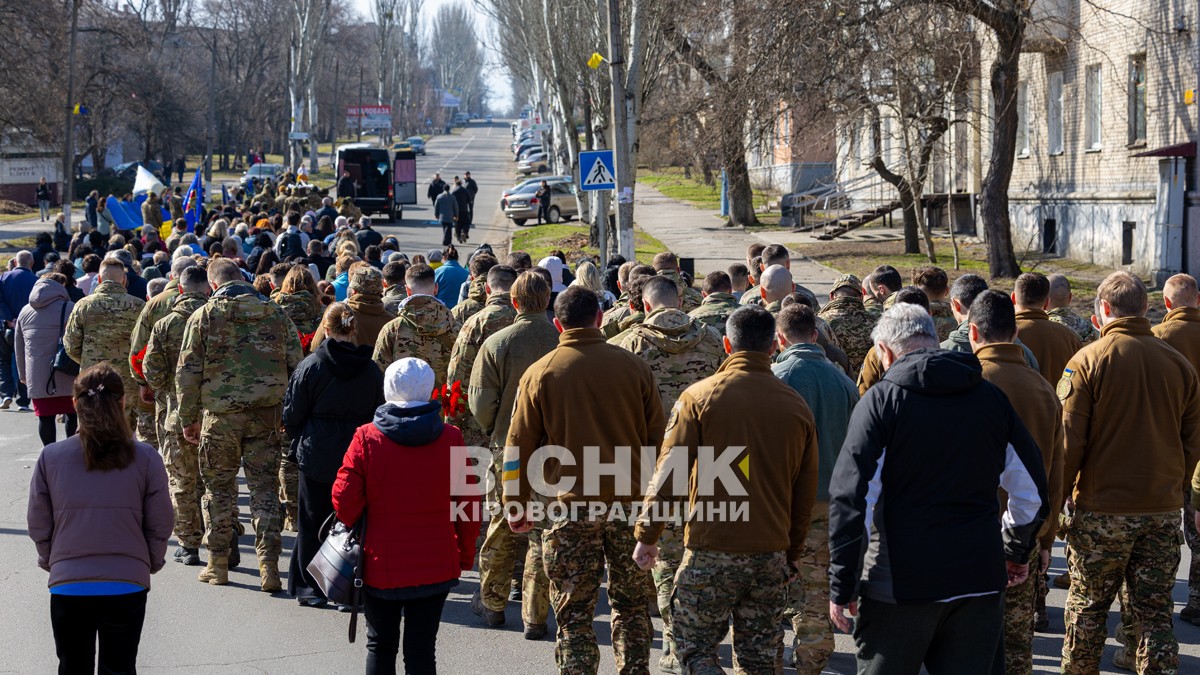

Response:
(579, 150), (616, 191)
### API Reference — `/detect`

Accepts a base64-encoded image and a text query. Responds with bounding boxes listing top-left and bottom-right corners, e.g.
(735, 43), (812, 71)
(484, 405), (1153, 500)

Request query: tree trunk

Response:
(724, 138), (758, 227)
(897, 185), (921, 254)
(980, 18), (1023, 278)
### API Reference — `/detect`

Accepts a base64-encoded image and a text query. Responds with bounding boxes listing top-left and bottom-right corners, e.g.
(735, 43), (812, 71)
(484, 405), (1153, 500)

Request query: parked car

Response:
(239, 162), (285, 191)
(499, 175), (572, 209)
(485, 114), (494, 124)
(405, 136), (427, 155)
(513, 142), (541, 159)
(111, 161), (165, 182)
(503, 180), (578, 226)
(517, 153), (550, 176)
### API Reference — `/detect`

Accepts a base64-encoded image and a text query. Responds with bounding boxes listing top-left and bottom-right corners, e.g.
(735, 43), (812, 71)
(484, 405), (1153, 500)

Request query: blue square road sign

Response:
(579, 150), (616, 191)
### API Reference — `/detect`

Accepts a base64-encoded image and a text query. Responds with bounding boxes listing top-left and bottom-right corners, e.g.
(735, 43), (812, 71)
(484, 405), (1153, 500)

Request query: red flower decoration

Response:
(432, 381), (467, 419)
(130, 345), (148, 380)
(299, 330), (316, 352)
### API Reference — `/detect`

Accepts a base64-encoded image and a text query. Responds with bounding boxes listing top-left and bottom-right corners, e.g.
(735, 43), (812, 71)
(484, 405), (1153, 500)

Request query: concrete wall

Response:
(1009, 194), (1158, 272)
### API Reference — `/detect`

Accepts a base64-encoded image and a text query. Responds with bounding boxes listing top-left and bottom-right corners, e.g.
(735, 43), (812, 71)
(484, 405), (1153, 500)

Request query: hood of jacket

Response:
(373, 400), (445, 446)
(316, 337), (377, 380)
(636, 308), (710, 354)
(210, 281), (275, 324)
(170, 291), (208, 318)
(945, 319), (970, 349)
(396, 294), (456, 337)
(28, 278), (70, 309)
(467, 275), (487, 303)
(882, 348), (982, 396)
(348, 292), (386, 315)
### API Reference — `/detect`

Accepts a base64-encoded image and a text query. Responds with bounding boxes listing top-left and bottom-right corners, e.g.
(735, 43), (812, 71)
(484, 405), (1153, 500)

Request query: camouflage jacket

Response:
(382, 285), (407, 315)
(862, 296), (884, 318)
(176, 281), (302, 426)
(142, 292), (207, 433)
(373, 294), (461, 386)
(64, 280), (145, 383)
(615, 307), (725, 412)
(657, 269), (703, 313)
(276, 290), (323, 336)
(818, 295), (876, 375)
(688, 292), (739, 337)
(607, 311), (646, 345)
(1048, 306), (1099, 344)
(468, 311), (561, 448)
(451, 276), (488, 325)
(447, 293), (517, 446)
(129, 278), (179, 391)
(601, 295), (633, 339)
(741, 282), (819, 309)
(929, 300), (957, 341)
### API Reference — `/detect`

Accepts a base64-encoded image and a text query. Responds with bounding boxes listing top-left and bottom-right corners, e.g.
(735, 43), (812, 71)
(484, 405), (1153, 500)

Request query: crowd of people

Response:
(18, 210), (1200, 674)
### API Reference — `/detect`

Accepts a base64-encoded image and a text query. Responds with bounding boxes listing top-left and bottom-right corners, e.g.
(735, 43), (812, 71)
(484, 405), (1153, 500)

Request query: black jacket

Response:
(828, 349), (1048, 605)
(337, 176), (356, 198)
(355, 227), (382, 251)
(427, 179), (446, 203)
(283, 338), (385, 483)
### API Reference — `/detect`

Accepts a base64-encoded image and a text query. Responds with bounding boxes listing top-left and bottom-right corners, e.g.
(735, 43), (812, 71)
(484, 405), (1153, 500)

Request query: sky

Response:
(349, 0), (514, 111)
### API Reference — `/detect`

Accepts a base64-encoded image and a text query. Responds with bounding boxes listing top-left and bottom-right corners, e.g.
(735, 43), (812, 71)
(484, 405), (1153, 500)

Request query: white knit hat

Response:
(384, 358), (435, 407)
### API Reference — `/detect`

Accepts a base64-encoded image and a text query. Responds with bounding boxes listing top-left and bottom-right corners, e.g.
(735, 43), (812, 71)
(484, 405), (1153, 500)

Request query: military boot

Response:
(198, 556), (228, 585)
(177, 547), (201, 566)
(1181, 599), (1200, 625)
(259, 561), (282, 593)
(228, 544), (241, 570)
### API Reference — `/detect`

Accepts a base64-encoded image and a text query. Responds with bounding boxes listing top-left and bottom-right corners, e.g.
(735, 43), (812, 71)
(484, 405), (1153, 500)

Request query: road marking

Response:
(439, 133), (477, 174)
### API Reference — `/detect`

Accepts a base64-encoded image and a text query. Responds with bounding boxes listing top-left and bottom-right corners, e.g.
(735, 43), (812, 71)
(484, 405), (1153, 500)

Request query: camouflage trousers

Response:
(1002, 547), (1039, 675)
(1187, 491), (1200, 604)
(783, 502), (833, 675)
(278, 456), (299, 529)
(1062, 509), (1181, 674)
(478, 504), (532, 612)
(651, 522), (684, 670)
(160, 428), (207, 549)
(522, 528), (551, 627)
(672, 548), (789, 675)
(543, 515), (654, 675)
(199, 407), (283, 563)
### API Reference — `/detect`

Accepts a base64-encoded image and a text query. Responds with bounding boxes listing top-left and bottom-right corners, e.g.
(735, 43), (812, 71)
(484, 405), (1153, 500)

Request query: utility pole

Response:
(61, 0), (81, 230)
(607, 0), (634, 259)
(357, 64), (364, 143)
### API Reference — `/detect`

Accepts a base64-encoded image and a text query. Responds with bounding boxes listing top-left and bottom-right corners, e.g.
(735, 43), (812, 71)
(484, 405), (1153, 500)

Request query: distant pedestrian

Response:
(36, 177), (51, 222)
(534, 181), (551, 226)
(434, 185), (458, 247)
(427, 173), (447, 205)
(175, 157), (185, 184)
(0, 250), (37, 411)
(27, 363), (173, 675)
(434, 246), (468, 309)
(337, 170), (356, 199)
(84, 190), (99, 234)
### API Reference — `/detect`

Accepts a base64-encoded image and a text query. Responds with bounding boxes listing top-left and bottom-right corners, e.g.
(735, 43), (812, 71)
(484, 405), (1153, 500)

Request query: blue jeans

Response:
(0, 336), (29, 405)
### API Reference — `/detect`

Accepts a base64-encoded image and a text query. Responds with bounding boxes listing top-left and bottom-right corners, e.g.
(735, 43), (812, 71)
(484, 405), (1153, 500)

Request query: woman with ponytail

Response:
(27, 363), (173, 673)
(283, 302), (384, 607)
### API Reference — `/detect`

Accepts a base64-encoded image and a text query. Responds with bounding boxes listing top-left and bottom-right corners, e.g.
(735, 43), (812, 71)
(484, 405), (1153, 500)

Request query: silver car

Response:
(503, 180), (579, 226)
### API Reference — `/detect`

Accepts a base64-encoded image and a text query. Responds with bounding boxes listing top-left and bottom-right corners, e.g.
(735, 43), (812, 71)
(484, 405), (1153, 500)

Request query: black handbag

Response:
(307, 512), (366, 642)
(47, 303), (78, 395)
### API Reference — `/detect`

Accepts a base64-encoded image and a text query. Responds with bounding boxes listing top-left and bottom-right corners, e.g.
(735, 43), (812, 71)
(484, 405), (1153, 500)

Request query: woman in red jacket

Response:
(333, 357), (481, 675)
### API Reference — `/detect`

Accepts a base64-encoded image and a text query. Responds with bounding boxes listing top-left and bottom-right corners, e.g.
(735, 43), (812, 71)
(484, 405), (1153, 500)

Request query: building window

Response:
(1016, 82), (1030, 157)
(1043, 218), (1057, 255)
(1129, 56), (1146, 145)
(1085, 64), (1103, 150)
(1122, 221), (1136, 264)
(1047, 71), (1064, 155)
(780, 112), (790, 146)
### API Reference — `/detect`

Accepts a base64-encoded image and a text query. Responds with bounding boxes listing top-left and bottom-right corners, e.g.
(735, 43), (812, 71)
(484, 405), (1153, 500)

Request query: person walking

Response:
(14, 275), (77, 446)
(36, 177), (52, 222)
(27, 363), (173, 675)
(0, 251), (37, 411)
(451, 178), (472, 243)
(95, 197), (115, 249)
(426, 173), (447, 205)
(433, 246), (468, 309)
(534, 181), (551, 226)
(84, 190), (99, 234)
(285, 303), (384, 608)
(504, 287), (664, 674)
(332, 357), (481, 674)
(828, 304), (1049, 673)
(434, 185), (458, 248)
(373, 264), (461, 387)
(1059, 272), (1200, 673)
(313, 266), (395, 350)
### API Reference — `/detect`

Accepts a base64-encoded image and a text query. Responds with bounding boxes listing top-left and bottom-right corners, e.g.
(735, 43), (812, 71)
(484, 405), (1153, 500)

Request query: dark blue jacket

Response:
(124, 263), (148, 301)
(0, 268), (37, 323)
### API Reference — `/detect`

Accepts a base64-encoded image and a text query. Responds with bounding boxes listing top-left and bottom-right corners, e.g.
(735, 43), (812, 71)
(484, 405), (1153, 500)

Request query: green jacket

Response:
(143, 292), (207, 434)
(64, 280), (145, 388)
(468, 311), (561, 447)
(129, 278), (180, 386)
(772, 343), (859, 501)
(177, 281), (302, 426)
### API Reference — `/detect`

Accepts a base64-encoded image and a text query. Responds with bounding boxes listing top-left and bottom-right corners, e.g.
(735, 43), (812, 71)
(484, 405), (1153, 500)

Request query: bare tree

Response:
(289, 0), (333, 170)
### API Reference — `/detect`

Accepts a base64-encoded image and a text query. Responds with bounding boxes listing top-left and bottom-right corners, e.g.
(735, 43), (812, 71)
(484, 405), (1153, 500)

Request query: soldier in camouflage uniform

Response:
(606, 272), (656, 345)
(451, 254), (497, 325)
(818, 274), (875, 375)
(64, 258), (145, 432)
(688, 270), (740, 337)
(1059, 272), (1200, 674)
(381, 261), (408, 315)
(1047, 273), (1099, 344)
(652, 252), (703, 313)
(911, 265), (957, 341)
(468, 271), (559, 638)
(142, 267), (214, 567)
(373, 264), (460, 385)
(615, 275), (724, 673)
(602, 263), (652, 339)
(446, 265), (518, 450)
(129, 257), (196, 448)
(177, 259), (303, 591)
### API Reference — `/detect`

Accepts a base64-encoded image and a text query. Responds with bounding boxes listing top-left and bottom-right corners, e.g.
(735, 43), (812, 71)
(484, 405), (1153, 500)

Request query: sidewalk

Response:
(633, 183), (841, 298)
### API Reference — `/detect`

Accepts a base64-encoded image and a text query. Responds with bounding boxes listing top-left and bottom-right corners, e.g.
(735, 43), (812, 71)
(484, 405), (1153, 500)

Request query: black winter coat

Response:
(283, 338), (385, 484)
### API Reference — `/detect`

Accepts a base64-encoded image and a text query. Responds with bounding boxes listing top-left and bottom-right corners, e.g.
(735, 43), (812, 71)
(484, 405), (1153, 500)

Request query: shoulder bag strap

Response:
(348, 511), (366, 643)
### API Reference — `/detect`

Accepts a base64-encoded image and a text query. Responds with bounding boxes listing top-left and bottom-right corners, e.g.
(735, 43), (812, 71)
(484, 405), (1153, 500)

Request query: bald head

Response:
(1165, 273), (1200, 309)
(760, 265), (793, 303)
(1047, 274), (1073, 309)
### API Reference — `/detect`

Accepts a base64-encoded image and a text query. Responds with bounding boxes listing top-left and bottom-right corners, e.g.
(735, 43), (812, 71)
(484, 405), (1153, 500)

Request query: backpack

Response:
(280, 231), (303, 260)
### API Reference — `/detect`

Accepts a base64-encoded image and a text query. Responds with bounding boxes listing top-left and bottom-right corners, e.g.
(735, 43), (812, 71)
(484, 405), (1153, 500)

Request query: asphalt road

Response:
(2, 124), (1200, 673)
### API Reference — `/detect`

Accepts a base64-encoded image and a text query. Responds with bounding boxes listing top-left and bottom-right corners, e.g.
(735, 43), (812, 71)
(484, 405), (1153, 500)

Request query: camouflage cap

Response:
(831, 273), (862, 294)
(350, 265), (383, 295)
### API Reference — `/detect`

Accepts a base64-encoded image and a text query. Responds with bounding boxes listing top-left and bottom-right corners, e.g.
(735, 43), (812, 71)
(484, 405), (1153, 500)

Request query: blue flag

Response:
(221, 183), (231, 206)
(182, 168), (203, 232)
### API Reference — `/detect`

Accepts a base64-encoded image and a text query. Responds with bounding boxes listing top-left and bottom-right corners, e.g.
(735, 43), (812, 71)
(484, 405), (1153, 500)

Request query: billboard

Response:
(440, 91), (462, 108)
(346, 106), (393, 130)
